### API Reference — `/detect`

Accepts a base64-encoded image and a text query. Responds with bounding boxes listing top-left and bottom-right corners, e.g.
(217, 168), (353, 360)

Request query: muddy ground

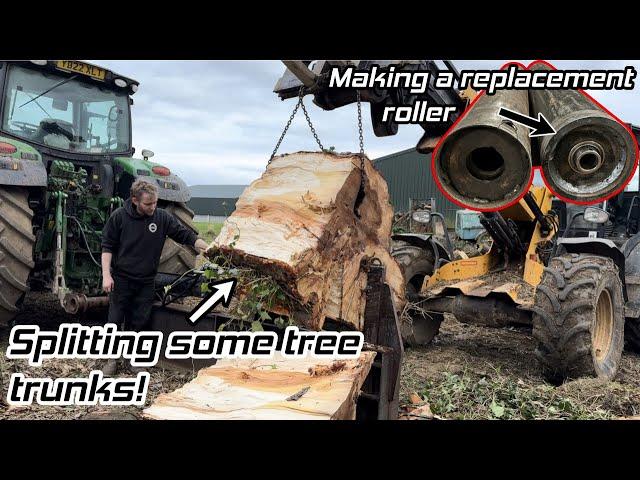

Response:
(2, 292), (640, 420)
(0, 292), (196, 420)
(400, 317), (640, 419)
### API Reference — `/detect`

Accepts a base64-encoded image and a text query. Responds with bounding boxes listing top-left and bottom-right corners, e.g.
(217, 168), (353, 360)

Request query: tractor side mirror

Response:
(584, 207), (609, 224)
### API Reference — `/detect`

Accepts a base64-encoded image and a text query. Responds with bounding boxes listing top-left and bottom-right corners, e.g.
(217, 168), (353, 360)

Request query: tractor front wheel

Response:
(532, 253), (624, 383)
(391, 239), (443, 347)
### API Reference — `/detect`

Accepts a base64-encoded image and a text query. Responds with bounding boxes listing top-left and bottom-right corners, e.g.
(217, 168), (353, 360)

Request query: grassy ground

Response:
(194, 221), (223, 244)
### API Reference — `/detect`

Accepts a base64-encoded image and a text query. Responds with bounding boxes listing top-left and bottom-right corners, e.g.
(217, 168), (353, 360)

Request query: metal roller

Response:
(529, 63), (636, 202)
(434, 87), (532, 210)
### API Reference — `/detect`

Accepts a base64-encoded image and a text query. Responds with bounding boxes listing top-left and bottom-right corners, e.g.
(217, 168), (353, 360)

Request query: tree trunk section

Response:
(208, 151), (405, 330)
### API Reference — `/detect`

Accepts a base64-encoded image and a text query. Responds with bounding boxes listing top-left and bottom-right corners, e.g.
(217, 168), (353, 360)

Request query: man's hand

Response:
(194, 238), (208, 254)
(103, 274), (114, 293)
(101, 251), (114, 292)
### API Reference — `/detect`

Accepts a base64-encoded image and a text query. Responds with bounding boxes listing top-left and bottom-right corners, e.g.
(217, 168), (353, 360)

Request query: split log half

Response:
(143, 351), (377, 420)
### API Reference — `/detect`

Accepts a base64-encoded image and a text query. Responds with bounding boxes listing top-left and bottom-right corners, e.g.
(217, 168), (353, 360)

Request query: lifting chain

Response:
(356, 89), (366, 191)
(269, 86), (324, 164)
(269, 86), (367, 195)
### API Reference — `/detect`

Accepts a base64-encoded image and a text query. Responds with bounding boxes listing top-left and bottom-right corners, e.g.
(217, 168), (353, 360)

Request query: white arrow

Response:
(188, 278), (237, 325)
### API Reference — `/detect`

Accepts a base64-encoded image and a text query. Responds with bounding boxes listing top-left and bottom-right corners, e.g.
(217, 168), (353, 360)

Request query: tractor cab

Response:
(0, 61), (137, 157)
(0, 61), (195, 314)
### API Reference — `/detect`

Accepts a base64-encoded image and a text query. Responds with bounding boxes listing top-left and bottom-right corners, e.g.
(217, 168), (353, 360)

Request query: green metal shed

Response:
(187, 184), (247, 222)
(373, 148), (459, 225)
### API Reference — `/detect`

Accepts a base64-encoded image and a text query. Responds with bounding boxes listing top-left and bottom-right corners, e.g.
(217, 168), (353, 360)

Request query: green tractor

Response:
(0, 60), (197, 325)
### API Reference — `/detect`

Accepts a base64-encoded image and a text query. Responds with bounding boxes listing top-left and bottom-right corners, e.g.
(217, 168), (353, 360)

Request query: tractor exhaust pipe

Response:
(63, 294), (109, 314)
(529, 63), (636, 202)
(434, 86), (532, 210)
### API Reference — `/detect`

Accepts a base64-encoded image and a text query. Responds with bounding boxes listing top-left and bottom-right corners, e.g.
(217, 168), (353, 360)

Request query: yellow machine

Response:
(275, 60), (638, 384)
(403, 184), (633, 384)
(424, 186), (557, 308)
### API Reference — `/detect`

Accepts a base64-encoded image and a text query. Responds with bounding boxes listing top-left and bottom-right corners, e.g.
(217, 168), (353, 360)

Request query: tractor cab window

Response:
(1, 65), (131, 154)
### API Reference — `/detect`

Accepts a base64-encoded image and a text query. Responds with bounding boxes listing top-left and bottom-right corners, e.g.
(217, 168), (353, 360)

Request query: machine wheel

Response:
(391, 239), (443, 347)
(531, 253), (624, 383)
(0, 187), (35, 326)
(158, 202), (199, 274)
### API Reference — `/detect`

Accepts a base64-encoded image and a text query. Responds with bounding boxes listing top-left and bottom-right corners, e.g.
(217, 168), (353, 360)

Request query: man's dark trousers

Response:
(107, 274), (155, 331)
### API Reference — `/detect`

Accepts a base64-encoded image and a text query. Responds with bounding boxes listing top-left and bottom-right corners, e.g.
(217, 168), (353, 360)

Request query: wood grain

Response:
(143, 351), (376, 420)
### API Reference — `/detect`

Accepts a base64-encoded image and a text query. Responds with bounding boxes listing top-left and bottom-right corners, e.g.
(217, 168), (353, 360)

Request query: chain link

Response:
(300, 99), (324, 152)
(269, 87), (323, 164)
(269, 95), (301, 164)
(356, 90), (366, 191)
(357, 90), (364, 158)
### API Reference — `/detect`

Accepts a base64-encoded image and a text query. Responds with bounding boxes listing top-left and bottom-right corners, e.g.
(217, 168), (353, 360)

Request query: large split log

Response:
(208, 151), (405, 330)
(143, 351), (377, 420)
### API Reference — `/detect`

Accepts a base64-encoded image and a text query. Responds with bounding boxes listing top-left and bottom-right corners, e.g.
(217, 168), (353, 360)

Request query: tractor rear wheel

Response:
(0, 186), (35, 326)
(531, 253), (624, 383)
(391, 239), (443, 347)
(158, 202), (199, 274)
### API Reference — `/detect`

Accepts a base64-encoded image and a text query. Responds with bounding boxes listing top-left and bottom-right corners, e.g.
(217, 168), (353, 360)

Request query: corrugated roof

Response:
(373, 147), (417, 163)
(189, 184), (247, 198)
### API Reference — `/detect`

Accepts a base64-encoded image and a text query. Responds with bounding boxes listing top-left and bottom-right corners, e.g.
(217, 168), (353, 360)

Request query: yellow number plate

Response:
(55, 61), (106, 81)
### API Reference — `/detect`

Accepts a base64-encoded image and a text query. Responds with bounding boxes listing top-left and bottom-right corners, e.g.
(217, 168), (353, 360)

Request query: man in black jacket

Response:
(101, 179), (208, 333)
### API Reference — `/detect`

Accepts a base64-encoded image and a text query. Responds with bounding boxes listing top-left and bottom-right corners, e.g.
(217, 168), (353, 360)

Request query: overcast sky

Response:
(91, 60), (640, 187)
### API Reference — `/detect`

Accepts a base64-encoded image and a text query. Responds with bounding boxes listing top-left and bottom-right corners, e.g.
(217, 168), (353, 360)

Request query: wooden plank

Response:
(143, 351), (376, 420)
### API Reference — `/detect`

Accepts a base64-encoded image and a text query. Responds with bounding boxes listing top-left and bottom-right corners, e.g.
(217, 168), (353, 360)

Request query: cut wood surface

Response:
(143, 351), (376, 420)
(208, 151), (405, 330)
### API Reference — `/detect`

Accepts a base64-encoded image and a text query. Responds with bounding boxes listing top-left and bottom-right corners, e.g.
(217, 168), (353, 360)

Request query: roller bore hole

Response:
(466, 147), (505, 181)
(569, 141), (604, 174)
(578, 152), (601, 172)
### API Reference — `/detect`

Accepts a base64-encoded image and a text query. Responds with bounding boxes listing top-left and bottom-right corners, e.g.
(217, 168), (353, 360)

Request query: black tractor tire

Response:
(158, 202), (199, 274)
(531, 253), (625, 383)
(391, 239), (443, 347)
(0, 186), (35, 327)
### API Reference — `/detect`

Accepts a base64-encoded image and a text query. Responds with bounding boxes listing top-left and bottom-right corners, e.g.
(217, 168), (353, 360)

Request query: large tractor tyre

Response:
(531, 253), (625, 383)
(158, 202), (199, 274)
(391, 240), (443, 347)
(0, 187), (35, 327)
